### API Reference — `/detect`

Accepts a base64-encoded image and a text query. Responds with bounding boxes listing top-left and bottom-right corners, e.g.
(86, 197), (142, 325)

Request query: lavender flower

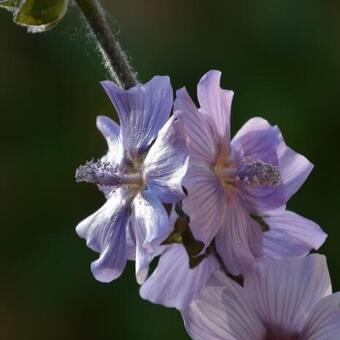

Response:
(174, 70), (326, 276)
(75, 76), (188, 284)
(140, 70), (327, 310)
(182, 255), (340, 340)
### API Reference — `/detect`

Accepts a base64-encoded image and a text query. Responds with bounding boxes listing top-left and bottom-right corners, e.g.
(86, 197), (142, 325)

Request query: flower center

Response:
(213, 151), (237, 190)
(213, 151), (281, 191)
(264, 326), (300, 340)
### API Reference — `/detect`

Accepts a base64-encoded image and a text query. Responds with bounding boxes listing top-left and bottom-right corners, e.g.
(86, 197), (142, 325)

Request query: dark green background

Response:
(1, 0), (339, 339)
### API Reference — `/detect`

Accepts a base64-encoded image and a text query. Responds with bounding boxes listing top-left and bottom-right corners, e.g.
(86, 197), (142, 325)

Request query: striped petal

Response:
(182, 164), (226, 248)
(215, 198), (262, 276)
(143, 116), (188, 203)
(301, 293), (340, 340)
(75, 188), (130, 282)
(140, 245), (218, 310)
(277, 136), (313, 201)
(182, 271), (265, 340)
(96, 115), (123, 166)
(101, 76), (172, 155)
(174, 87), (219, 165)
(131, 191), (170, 284)
(232, 117), (286, 212)
(262, 210), (327, 259)
(197, 70), (234, 141)
(245, 255), (332, 334)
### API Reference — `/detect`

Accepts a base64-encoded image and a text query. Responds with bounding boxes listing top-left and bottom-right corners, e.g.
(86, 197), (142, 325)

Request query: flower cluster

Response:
(76, 70), (338, 339)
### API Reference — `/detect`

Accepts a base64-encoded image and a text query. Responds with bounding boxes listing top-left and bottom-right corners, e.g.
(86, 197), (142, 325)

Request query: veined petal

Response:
(182, 164), (226, 248)
(75, 188), (130, 282)
(232, 117), (281, 164)
(174, 87), (219, 164)
(232, 117), (286, 212)
(262, 210), (327, 259)
(143, 116), (189, 203)
(245, 255), (332, 334)
(101, 76), (172, 155)
(197, 70), (234, 141)
(126, 225), (136, 261)
(182, 271), (265, 340)
(140, 245), (218, 310)
(300, 293), (340, 340)
(96, 115), (123, 166)
(131, 191), (170, 284)
(215, 198), (262, 276)
(277, 137), (313, 201)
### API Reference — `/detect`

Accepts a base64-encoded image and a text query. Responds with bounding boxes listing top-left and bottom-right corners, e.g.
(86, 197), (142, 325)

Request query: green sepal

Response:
(182, 226), (204, 259)
(250, 214), (270, 232)
(13, 0), (68, 33)
(189, 253), (206, 269)
(162, 213), (206, 269)
(162, 217), (187, 245)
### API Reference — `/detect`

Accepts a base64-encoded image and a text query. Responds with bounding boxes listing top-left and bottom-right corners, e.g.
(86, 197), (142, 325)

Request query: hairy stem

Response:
(75, 0), (138, 89)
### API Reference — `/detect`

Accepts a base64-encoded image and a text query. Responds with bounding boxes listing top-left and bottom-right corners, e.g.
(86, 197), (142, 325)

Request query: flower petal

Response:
(174, 87), (219, 164)
(96, 115), (123, 165)
(197, 70), (234, 141)
(140, 245), (218, 310)
(300, 293), (340, 340)
(232, 117), (286, 212)
(75, 188), (130, 282)
(131, 191), (171, 284)
(182, 163), (226, 247)
(232, 117), (281, 164)
(101, 76), (172, 155)
(262, 210), (327, 259)
(126, 225), (136, 261)
(143, 116), (189, 203)
(232, 117), (314, 211)
(215, 198), (263, 276)
(182, 271), (265, 340)
(245, 255), (332, 334)
(277, 137), (313, 201)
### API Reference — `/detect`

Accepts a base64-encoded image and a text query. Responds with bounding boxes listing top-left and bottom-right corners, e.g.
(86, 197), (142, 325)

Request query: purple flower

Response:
(175, 70), (326, 275)
(75, 76), (188, 284)
(182, 255), (340, 340)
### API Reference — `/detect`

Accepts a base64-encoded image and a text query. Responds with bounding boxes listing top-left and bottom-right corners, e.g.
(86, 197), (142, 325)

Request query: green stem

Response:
(75, 0), (138, 89)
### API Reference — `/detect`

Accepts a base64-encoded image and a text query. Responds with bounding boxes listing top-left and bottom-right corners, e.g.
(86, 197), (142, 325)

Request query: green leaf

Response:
(0, 0), (21, 12)
(14, 0), (68, 33)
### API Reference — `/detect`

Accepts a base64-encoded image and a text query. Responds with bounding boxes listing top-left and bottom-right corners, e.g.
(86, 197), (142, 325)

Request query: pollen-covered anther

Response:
(75, 159), (120, 186)
(236, 158), (282, 187)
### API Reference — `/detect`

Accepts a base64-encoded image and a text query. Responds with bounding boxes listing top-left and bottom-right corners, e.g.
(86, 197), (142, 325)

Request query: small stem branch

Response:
(75, 0), (138, 89)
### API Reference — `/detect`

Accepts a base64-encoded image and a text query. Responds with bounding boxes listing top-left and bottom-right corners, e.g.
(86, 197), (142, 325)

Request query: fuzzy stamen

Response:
(236, 158), (281, 187)
(75, 159), (144, 187)
(75, 159), (120, 186)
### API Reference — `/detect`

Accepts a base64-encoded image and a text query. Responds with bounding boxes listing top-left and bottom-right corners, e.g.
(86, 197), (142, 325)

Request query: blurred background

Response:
(1, 0), (340, 339)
